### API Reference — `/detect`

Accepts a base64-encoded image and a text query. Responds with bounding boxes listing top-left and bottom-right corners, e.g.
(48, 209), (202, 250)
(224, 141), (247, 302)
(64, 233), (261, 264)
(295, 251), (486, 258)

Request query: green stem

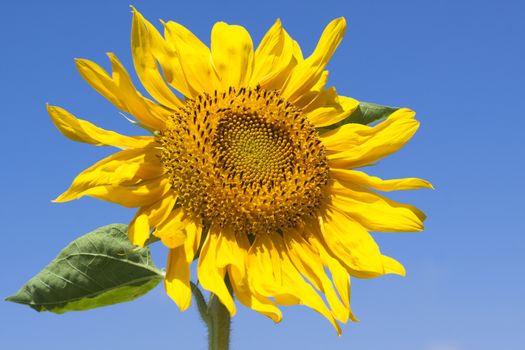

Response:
(191, 282), (231, 350)
(207, 294), (231, 350)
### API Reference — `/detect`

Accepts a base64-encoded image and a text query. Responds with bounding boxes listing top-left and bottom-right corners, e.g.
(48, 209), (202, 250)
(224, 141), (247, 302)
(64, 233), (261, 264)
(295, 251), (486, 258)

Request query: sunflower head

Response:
(160, 86), (329, 236)
(48, 7), (431, 334)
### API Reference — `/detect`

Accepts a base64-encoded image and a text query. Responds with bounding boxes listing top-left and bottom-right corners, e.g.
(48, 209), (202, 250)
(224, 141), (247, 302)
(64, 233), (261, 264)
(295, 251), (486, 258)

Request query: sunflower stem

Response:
(207, 293), (231, 350)
(191, 281), (232, 350)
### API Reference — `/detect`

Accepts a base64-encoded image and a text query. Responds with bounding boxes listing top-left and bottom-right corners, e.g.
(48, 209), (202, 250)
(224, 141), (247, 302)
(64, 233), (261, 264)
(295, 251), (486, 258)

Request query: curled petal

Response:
(154, 208), (187, 249)
(55, 148), (163, 203)
(75, 54), (168, 130)
(317, 206), (387, 277)
(47, 105), (154, 148)
(281, 18), (346, 102)
(284, 228), (350, 322)
(62, 177), (171, 208)
(227, 234), (283, 322)
(329, 180), (426, 232)
(197, 228), (236, 315)
(304, 88), (359, 128)
(324, 108), (419, 168)
(250, 19), (295, 89)
(247, 235), (341, 334)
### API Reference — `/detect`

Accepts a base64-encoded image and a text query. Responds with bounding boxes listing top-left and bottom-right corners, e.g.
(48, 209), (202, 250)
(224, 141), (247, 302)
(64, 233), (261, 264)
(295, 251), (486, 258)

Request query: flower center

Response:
(159, 87), (329, 235)
(214, 114), (294, 185)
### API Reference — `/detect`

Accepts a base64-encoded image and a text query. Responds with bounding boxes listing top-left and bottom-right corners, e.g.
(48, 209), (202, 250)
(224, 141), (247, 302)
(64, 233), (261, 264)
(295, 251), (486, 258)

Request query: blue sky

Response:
(1, 0), (524, 349)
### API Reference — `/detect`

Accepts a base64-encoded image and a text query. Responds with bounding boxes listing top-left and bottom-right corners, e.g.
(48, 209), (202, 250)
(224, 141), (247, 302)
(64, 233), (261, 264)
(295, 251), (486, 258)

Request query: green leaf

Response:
(6, 224), (163, 313)
(347, 102), (399, 125)
(317, 101), (399, 133)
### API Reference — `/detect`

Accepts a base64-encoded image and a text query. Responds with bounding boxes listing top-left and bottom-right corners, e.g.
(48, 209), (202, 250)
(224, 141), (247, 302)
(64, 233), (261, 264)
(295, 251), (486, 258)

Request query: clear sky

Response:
(1, 0), (524, 349)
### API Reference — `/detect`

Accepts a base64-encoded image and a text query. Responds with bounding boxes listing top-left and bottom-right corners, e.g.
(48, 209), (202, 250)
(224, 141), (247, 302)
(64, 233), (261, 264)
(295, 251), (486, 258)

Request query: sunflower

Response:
(48, 8), (431, 333)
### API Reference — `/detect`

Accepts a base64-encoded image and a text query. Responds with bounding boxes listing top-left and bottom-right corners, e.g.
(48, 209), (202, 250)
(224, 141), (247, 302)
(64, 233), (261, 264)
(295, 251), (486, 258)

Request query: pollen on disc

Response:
(159, 87), (329, 235)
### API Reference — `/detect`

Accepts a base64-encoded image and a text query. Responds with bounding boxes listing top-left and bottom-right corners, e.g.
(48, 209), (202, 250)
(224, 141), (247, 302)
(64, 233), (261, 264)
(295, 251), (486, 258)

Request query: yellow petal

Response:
(128, 192), (177, 246)
(311, 70), (329, 92)
(304, 89), (359, 128)
(281, 18), (346, 102)
(211, 22), (254, 89)
(128, 212), (150, 248)
(197, 228), (236, 315)
(59, 178), (170, 208)
(250, 19), (295, 89)
(131, 7), (183, 109)
(284, 230), (323, 291)
(325, 108), (419, 168)
(64, 176), (170, 208)
(325, 254), (351, 310)
(330, 180), (426, 232)
(47, 105), (154, 148)
(75, 54), (168, 130)
(229, 276), (282, 322)
(213, 229), (284, 322)
(55, 148), (162, 203)
(155, 210), (202, 253)
(182, 219), (201, 262)
(321, 108), (416, 149)
(280, 270), (341, 334)
(164, 21), (220, 96)
(227, 233), (283, 322)
(381, 255), (406, 277)
(331, 169), (433, 192)
(284, 229), (349, 323)
(274, 235), (341, 334)
(256, 32), (304, 91)
(246, 236), (282, 296)
(165, 247), (192, 311)
(292, 71), (329, 108)
(154, 207), (187, 249)
(155, 25), (194, 98)
(214, 227), (248, 280)
(247, 235), (341, 333)
(94, 177), (170, 208)
(305, 225), (358, 322)
(317, 206), (386, 277)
